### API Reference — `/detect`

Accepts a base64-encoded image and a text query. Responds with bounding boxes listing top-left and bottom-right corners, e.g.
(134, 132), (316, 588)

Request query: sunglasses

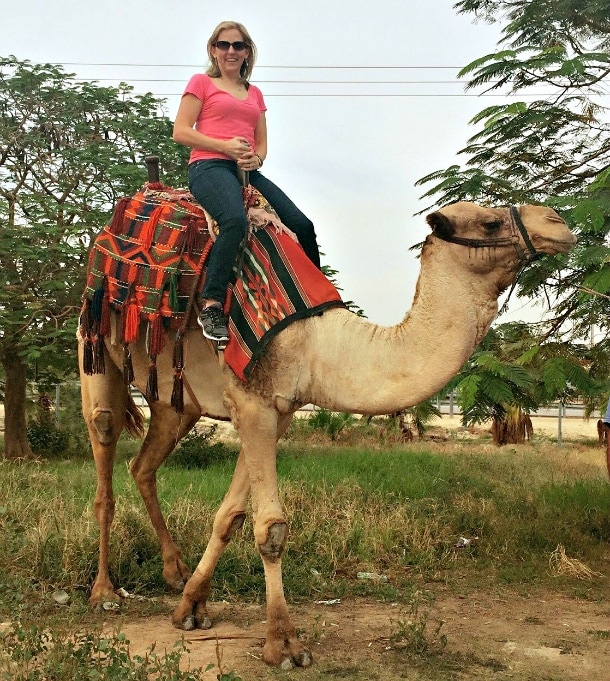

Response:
(213, 40), (248, 52)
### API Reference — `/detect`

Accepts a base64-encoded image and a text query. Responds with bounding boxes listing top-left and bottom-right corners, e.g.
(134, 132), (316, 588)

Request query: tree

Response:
(413, 1), (610, 432)
(445, 322), (604, 443)
(417, 0), (610, 346)
(0, 57), (189, 458)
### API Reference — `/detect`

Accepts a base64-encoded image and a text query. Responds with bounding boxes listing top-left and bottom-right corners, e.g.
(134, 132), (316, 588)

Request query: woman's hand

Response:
(224, 137), (252, 160)
(236, 148), (262, 170)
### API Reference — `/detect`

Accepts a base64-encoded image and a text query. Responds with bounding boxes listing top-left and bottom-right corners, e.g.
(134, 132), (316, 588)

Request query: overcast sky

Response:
(3, 0), (548, 326)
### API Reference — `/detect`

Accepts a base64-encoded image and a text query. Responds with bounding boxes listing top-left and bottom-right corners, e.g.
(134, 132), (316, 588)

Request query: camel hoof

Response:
(197, 616), (212, 629)
(296, 650), (313, 667)
(92, 599), (120, 615)
(163, 560), (192, 592)
(181, 615), (196, 631)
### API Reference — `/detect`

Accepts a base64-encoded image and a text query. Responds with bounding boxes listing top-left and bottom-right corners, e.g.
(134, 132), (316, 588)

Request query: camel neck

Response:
(289, 242), (507, 415)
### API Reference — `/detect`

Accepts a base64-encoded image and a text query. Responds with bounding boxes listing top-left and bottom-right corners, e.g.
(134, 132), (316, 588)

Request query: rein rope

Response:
(433, 205), (539, 264)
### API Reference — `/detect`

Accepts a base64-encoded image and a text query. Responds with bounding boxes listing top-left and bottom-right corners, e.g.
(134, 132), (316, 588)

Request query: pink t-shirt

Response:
(183, 73), (267, 164)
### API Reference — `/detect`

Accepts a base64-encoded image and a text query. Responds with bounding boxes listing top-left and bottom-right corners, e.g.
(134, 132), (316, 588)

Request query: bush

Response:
(168, 425), (237, 469)
(307, 408), (356, 441)
(26, 420), (70, 457)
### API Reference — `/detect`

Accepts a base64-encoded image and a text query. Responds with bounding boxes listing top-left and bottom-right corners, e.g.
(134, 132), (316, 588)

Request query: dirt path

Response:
(112, 587), (610, 680)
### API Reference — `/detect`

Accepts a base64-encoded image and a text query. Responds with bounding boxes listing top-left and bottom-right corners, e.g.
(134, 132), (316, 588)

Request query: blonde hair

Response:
(206, 21), (257, 84)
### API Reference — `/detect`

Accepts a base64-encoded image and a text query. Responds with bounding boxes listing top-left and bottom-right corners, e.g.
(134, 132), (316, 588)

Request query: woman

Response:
(173, 20), (321, 342)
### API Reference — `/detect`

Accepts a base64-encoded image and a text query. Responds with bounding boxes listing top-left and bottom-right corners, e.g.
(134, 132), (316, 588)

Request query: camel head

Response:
(426, 202), (576, 258)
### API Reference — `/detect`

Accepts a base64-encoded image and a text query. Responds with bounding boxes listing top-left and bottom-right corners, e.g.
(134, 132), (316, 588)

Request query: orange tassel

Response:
(99, 293), (111, 336)
(184, 216), (202, 253)
(109, 196), (130, 234)
(142, 204), (163, 250)
(123, 295), (140, 343)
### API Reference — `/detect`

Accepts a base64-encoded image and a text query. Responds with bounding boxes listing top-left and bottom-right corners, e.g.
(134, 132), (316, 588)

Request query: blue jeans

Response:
(188, 159), (320, 303)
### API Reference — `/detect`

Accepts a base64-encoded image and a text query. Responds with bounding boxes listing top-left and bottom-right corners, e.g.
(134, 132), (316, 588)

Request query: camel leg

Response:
(172, 408), (308, 671)
(79, 348), (128, 606)
(230, 391), (311, 668)
(173, 447), (251, 630)
(129, 404), (200, 591)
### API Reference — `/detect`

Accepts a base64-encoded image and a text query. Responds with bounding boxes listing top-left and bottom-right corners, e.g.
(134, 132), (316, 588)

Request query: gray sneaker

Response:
(197, 304), (229, 341)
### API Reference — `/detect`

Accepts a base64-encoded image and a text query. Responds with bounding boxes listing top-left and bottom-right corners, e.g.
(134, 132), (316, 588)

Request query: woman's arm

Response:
(254, 112), (268, 164)
(172, 94), (249, 160)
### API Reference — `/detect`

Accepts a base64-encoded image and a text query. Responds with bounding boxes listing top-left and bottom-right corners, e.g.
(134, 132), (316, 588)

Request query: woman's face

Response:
(210, 28), (249, 77)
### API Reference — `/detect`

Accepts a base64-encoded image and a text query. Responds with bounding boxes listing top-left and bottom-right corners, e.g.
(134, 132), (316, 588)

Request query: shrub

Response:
(307, 409), (356, 441)
(26, 420), (70, 457)
(168, 425), (237, 469)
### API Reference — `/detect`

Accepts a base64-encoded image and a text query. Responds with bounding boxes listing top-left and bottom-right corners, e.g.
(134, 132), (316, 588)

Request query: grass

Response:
(2, 434), (609, 605)
(1, 423), (610, 678)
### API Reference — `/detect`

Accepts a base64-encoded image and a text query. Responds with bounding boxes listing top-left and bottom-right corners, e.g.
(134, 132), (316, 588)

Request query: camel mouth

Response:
(553, 235), (578, 251)
(533, 233), (577, 254)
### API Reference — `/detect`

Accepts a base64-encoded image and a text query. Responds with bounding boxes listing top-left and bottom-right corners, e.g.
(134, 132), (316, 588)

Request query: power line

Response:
(147, 93), (589, 98)
(57, 62), (469, 69)
(20, 61), (608, 99)
(72, 78), (475, 84)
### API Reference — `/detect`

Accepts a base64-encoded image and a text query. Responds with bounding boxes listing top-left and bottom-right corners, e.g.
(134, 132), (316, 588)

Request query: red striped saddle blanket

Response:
(80, 181), (344, 399)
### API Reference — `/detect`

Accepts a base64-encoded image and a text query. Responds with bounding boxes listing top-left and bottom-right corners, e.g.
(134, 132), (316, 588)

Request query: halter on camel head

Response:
(431, 205), (539, 264)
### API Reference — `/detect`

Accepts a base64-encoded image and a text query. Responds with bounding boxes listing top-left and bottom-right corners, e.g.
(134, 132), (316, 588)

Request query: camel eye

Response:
(484, 220), (502, 231)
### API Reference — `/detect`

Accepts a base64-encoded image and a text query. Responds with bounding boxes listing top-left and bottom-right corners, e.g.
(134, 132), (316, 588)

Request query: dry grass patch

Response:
(548, 544), (604, 580)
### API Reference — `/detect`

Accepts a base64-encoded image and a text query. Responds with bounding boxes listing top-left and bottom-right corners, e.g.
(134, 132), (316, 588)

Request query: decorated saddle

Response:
(80, 181), (345, 408)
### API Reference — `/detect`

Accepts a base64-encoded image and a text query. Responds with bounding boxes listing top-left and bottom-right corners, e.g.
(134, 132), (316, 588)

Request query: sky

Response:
(2, 0), (548, 327)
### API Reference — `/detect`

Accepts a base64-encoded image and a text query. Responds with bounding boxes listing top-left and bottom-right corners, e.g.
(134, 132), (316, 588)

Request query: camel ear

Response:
(426, 211), (455, 238)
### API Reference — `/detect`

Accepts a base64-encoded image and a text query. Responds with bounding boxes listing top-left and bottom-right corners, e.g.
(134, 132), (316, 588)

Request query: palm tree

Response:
(446, 323), (604, 445)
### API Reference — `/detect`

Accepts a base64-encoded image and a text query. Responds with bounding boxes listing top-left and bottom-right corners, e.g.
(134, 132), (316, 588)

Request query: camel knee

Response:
(258, 522), (288, 561)
(90, 408), (119, 445)
(214, 511), (246, 543)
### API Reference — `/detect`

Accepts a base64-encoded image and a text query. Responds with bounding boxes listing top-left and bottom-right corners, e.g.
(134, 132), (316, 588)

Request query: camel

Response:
(78, 201), (576, 668)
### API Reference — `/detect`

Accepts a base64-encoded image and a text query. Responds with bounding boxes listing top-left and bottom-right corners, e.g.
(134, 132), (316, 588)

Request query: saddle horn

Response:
(145, 155), (160, 183)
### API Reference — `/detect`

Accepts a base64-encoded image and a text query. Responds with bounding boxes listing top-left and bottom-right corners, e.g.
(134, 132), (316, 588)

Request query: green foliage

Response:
(307, 408), (356, 441)
(2, 440), (610, 622)
(321, 261), (366, 317)
(26, 420), (70, 457)
(0, 56), (190, 455)
(167, 425), (237, 469)
(445, 320), (606, 430)
(0, 621), (206, 680)
(417, 0), (610, 372)
(390, 590), (447, 657)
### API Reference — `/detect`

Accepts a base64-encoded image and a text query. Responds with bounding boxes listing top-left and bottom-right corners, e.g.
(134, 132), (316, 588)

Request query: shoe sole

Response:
(197, 316), (229, 342)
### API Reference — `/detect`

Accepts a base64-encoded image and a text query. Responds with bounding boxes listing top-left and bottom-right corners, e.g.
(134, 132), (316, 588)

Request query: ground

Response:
(106, 415), (609, 680)
(114, 589), (610, 680)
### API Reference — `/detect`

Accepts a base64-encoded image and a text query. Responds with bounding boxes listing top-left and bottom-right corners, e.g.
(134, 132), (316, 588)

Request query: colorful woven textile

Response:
(226, 225), (345, 380)
(83, 183), (209, 325)
(81, 181), (345, 385)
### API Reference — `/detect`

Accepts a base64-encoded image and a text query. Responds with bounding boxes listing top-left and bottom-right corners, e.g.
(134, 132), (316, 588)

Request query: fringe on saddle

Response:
(79, 181), (291, 412)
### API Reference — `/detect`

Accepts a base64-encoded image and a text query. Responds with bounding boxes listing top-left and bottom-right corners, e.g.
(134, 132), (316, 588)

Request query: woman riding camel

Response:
(173, 20), (321, 342)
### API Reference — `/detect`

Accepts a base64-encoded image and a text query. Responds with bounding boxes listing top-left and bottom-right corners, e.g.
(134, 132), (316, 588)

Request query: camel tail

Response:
(125, 389), (145, 439)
